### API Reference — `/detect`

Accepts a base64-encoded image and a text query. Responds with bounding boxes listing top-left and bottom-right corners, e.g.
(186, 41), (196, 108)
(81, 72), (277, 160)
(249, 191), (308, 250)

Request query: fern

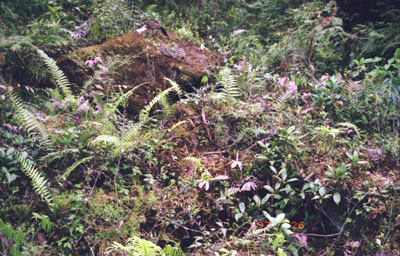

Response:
(61, 156), (93, 181)
(36, 48), (75, 103)
(90, 122), (144, 154)
(231, 126), (270, 146)
(40, 148), (79, 163)
(15, 151), (54, 210)
(218, 67), (241, 98)
(7, 90), (52, 148)
(89, 135), (121, 149)
(106, 83), (146, 117)
(139, 78), (183, 122)
(337, 122), (361, 138)
(122, 122), (145, 144)
(90, 79), (182, 155)
(107, 235), (166, 256)
(275, 90), (293, 108)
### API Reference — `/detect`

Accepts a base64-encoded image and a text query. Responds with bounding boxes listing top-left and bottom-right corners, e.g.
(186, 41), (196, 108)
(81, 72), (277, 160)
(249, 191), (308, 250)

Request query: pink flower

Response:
(302, 92), (314, 100)
(98, 65), (109, 73)
(320, 75), (330, 86)
(338, 72), (342, 81)
(94, 57), (103, 63)
(85, 57), (103, 67)
(230, 153), (242, 171)
(77, 96), (85, 106)
(278, 77), (287, 87)
(50, 98), (63, 109)
(93, 104), (102, 115)
(79, 103), (90, 114)
(85, 60), (96, 67)
(287, 81), (297, 93)
(241, 181), (257, 191)
(70, 32), (80, 38)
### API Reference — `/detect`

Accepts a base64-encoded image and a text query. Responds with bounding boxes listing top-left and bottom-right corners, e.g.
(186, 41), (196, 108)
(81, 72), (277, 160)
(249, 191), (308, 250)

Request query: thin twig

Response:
(201, 107), (213, 142)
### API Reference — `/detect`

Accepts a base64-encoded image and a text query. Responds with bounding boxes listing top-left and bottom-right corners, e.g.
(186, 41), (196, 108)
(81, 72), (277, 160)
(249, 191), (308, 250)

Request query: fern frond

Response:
(122, 122), (144, 144)
(231, 126), (269, 146)
(81, 77), (94, 96)
(40, 148), (79, 163)
(15, 151), (54, 210)
(159, 92), (173, 117)
(8, 91), (52, 148)
(139, 78), (183, 122)
(275, 90), (292, 107)
(36, 48), (75, 102)
(61, 156), (93, 181)
(89, 135), (121, 149)
(107, 235), (166, 256)
(337, 122), (361, 137)
(252, 127), (270, 137)
(219, 68), (241, 98)
(106, 83), (145, 117)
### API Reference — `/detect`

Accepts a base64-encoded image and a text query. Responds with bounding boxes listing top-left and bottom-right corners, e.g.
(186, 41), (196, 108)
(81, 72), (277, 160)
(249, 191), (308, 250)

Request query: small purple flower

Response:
(85, 57), (103, 67)
(302, 92), (315, 100)
(79, 103), (90, 114)
(77, 96), (85, 106)
(287, 81), (297, 93)
(338, 72), (342, 81)
(70, 32), (80, 38)
(94, 57), (103, 63)
(98, 65), (109, 73)
(231, 153), (242, 171)
(70, 21), (88, 39)
(93, 104), (102, 115)
(278, 77), (287, 87)
(241, 181), (257, 191)
(85, 60), (96, 67)
(321, 75), (329, 81)
(50, 98), (64, 109)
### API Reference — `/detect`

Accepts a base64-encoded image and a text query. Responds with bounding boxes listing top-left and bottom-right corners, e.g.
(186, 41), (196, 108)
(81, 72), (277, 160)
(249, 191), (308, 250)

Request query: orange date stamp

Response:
(255, 220), (305, 231)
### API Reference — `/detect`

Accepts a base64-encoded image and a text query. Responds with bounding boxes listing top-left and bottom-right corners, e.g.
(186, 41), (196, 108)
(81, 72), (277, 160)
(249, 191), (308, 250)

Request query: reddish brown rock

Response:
(58, 27), (222, 114)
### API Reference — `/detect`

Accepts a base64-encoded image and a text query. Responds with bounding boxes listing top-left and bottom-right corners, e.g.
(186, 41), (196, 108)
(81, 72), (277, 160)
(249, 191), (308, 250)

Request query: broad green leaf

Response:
(253, 195), (261, 206)
(276, 213), (285, 224)
(239, 202), (245, 213)
(333, 192), (341, 205)
(263, 185), (274, 193)
(235, 213), (242, 222)
(319, 187), (326, 196)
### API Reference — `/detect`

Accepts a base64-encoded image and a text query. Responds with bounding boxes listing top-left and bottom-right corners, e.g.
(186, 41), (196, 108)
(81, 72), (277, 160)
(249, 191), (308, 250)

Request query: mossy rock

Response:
(58, 27), (222, 114)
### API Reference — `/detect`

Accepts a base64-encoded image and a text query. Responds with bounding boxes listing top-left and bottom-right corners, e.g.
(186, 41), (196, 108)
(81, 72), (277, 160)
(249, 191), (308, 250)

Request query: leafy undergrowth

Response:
(1, 1), (400, 256)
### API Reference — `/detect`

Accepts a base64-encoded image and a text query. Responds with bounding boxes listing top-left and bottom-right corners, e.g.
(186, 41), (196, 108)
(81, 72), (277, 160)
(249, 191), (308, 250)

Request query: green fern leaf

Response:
(89, 135), (121, 149)
(15, 151), (54, 210)
(106, 83), (146, 117)
(139, 78), (183, 122)
(337, 122), (361, 137)
(107, 235), (166, 256)
(36, 48), (75, 103)
(61, 157), (93, 181)
(40, 149), (79, 163)
(7, 91), (52, 148)
(219, 68), (241, 98)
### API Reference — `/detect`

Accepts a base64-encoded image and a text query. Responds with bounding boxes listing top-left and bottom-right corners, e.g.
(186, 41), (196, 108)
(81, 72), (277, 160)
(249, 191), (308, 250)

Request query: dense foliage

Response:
(1, 0), (399, 255)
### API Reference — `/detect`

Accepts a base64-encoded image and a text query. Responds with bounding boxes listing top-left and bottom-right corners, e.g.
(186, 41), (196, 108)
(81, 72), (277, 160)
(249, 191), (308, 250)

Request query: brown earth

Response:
(58, 27), (222, 114)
